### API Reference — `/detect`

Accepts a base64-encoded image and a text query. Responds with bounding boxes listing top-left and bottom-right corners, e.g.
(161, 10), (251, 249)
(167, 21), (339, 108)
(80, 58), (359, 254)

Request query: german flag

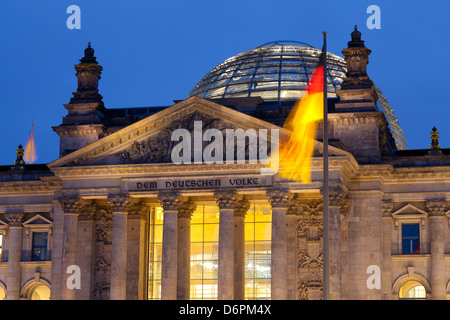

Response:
(278, 49), (325, 183)
(24, 120), (37, 164)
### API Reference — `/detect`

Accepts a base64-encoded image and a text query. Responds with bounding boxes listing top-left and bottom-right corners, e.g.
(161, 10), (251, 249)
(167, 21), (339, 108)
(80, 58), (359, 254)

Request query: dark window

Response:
(32, 232), (48, 261)
(402, 224), (420, 254)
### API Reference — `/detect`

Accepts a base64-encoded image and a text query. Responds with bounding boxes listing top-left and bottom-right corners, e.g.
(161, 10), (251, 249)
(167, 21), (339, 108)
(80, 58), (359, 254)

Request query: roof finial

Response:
(11, 144), (25, 171)
(429, 126), (442, 155)
(349, 25), (363, 46)
(80, 42), (97, 64)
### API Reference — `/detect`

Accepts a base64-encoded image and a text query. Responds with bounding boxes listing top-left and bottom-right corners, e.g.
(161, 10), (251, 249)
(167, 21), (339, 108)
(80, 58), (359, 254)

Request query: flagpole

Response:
(322, 31), (330, 300)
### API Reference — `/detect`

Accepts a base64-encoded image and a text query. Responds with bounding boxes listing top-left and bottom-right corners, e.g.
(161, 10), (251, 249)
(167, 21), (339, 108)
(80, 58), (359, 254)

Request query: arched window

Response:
(29, 284), (51, 300)
(399, 280), (427, 299)
(0, 286), (5, 300)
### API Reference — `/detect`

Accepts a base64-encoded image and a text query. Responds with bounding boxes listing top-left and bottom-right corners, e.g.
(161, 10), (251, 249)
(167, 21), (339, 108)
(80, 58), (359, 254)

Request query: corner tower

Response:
(53, 43), (108, 157)
(328, 26), (397, 163)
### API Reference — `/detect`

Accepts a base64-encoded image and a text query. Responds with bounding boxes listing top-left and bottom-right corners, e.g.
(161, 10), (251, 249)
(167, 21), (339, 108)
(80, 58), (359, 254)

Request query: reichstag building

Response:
(0, 27), (449, 300)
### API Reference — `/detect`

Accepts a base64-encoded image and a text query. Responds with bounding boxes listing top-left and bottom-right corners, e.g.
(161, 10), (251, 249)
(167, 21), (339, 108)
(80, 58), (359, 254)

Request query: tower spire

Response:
(70, 42), (103, 104)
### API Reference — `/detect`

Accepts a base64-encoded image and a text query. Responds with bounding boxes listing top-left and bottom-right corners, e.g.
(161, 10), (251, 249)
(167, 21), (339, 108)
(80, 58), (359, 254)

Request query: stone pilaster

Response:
(297, 200), (323, 300)
(77, 199), (97, 300)
(5, 212), (25, 300)
(58, 196), (82, 300)
(233, 198), (250, 300)
(328, 187), (346, 300)
(159, 192), (180, 300)
(267, 189), (290, 300)
(108, 195), (131, 300)
(381, 199), (393, 300)
(425, 199), (446, 300)
(177, 199), (196, 300)
(286, 197), (301, 300)
(128, 201), (149, 300)
(215, 191), (237, 300)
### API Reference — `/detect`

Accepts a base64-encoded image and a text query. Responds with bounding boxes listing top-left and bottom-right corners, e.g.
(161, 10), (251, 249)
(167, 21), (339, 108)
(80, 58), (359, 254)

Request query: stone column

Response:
(108, 195), (131, 300)
(177, 200), (196, 300)
(126, 199), (148, 300)
(215, 191), (237, 300)
(58, 197), (81, 300)
(77, 199), (97, 300)
(286, 197), (300, 300)
(268, 189), (290, 300)
(328, 187), (346, 300)
(381, 200), (393, 300)
(5, 212), (25, 300)
(426, 199), (446, 300)
(233, 198), (250, 300)
(159, 193), (180, 300)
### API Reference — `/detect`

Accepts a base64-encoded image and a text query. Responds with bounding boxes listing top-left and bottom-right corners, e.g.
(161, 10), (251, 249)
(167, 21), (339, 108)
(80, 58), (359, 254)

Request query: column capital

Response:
(328, 186), (347, 207)
(78, 199), (97, 221)
(234, 199), (250, 217)
(58, 196), (82, 215)
(214, 191), (237, 210)
(426, 199), (446, 217)
(178, 200), (196, 219)
(5, 212), (25, 227)
(108, 194), (131, 213)
(158, 192), (180, 211)
(267, 189), (290, 208)
(381, 199), (394, 218)
(127, 200), (149, 220)
(287, 197), (302, 216)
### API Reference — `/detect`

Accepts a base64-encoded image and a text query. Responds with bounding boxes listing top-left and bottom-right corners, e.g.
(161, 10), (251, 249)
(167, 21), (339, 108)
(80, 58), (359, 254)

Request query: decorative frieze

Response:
(381, 199), (394, 218)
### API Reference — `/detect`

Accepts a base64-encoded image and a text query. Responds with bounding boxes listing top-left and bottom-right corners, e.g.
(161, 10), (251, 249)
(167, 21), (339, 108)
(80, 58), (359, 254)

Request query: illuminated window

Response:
(190, 205), (219, 300)
(399, 280), (426, 299)
(0, 286), (5, 300)
(31, 232), (48, 261)
(147, 207), (163, 300)
(0, 234), (3, 261)
(245, 203), (271, 300)
(402, 224), (420, 254)
(30, 285), (50, 300)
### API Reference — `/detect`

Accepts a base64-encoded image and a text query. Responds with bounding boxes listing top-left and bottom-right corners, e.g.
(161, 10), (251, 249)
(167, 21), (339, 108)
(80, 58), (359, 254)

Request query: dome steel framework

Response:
(189, 41), (347, 102)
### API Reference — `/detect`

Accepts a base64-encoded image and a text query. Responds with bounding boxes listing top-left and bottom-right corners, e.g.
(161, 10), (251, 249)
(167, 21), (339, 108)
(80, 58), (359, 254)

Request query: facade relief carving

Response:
(117, 111), (234, 164)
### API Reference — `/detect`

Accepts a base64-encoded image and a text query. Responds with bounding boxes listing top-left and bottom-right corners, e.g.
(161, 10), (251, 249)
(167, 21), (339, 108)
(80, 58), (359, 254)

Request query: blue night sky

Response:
(0, 0), (448, 165)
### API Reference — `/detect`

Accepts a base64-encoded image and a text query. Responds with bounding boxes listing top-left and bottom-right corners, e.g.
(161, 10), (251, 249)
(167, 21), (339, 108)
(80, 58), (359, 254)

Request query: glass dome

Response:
(189, 41), (347, 102)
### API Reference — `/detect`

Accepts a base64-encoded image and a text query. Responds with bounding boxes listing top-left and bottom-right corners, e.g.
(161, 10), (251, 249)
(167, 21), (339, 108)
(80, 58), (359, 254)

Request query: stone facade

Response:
(0, 29), (450, 300)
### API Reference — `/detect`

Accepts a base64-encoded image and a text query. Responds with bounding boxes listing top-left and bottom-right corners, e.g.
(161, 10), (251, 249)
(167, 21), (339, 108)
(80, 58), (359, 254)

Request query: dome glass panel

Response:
(189, 41), (347, 102)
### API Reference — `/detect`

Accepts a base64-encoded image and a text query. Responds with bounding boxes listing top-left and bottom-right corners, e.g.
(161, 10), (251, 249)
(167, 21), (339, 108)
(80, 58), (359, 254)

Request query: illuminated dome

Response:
(189, 41), (347, 102)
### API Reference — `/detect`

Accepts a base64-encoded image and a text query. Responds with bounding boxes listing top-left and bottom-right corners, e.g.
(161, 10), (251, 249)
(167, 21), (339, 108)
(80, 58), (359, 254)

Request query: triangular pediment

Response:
(22, 214), (53, 226)
(392, 204), (428, 218)
(49, 96), (351, 168)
